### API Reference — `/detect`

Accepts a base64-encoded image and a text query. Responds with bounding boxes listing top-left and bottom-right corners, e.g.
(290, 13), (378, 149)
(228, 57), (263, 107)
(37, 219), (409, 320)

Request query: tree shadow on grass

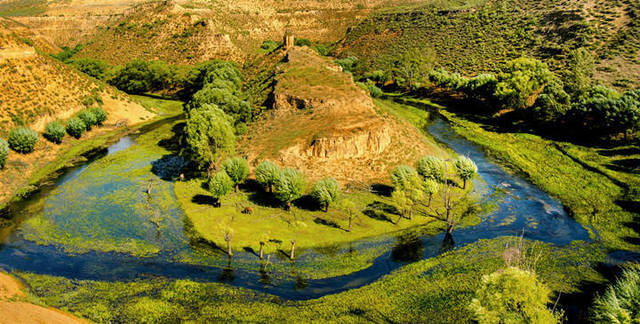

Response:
(371, 184), (394, 197)
(293, 195), (321, 211)
(243, 247), (258, 257)
(314, 217), (343, 231)
(605, 158), (640, 174)
(247, 191), (282, 208)
(192, 194), (219, 206)
(363, 201), (399, 224)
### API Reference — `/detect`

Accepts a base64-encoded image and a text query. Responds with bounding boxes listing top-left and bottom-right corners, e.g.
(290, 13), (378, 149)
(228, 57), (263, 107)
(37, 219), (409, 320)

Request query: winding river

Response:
(0, 104), (591, 300)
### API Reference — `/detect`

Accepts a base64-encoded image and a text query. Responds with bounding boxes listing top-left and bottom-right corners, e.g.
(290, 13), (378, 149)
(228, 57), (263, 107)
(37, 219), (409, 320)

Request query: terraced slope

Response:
(335, 0), (640, 90)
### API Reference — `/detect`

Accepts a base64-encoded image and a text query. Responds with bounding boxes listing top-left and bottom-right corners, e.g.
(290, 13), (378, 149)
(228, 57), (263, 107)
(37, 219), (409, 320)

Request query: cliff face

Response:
(243, 47), (445, 184)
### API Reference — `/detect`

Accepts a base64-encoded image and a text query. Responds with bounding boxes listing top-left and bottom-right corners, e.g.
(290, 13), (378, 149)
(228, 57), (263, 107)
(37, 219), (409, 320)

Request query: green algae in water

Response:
(19, 122), (188, 257)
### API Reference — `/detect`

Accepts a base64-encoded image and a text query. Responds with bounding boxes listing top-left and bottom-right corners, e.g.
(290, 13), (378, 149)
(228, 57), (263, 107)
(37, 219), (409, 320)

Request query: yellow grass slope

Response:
(242, 47), (446, 185)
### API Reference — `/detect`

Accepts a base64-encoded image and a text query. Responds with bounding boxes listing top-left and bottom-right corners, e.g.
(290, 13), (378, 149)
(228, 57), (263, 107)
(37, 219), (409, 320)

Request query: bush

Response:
(222, 157), (249, 191)
(255, 160), (280, 192)
(8, 127), (38, 154)
(335, 56), (358, 73)
(294, 38), (312, 47)
(208, 171), (234, 200)
(0, 139), (8, 169)
(310, 177), (340, 211)
(417, 156), (445, 183)
(469, 267), (561, 323)
(89, 107), (107, 125)
(391, 165), (419, 189)
(314, 44), (329, 56)
(66, 117), (87, 139)
(70, 58), (109, 79)
(591, 264), (640, 323)
(44, 121), (66, 144)
(78, 110), (98, 130)
(273, 168), (307, 209)
(260, 40), (280, 52)
(366, 80), (383, 98)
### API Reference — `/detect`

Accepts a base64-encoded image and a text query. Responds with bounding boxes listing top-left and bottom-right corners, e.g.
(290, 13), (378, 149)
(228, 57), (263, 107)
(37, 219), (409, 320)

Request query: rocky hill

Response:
(334, 0), (640, 90)
(242, 47), (446, 184)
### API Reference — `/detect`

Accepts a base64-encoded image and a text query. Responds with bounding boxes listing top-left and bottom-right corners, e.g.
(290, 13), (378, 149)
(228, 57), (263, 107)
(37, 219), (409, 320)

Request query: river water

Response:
(0, 108), (591, 300)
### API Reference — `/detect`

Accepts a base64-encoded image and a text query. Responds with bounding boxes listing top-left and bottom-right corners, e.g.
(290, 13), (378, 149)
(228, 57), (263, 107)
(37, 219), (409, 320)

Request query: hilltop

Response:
(334, 0), (640, 90)
(241, 46), (446, 184)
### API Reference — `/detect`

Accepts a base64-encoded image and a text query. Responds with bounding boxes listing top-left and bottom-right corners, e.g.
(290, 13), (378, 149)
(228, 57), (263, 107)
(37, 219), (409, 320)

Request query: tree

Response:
(0, 139), (8, 169)
(222, 157), (249, 192)
(289, 239), (296, 260)
(392, 189), (411, 222)
(563, 48), (594, 99)
(66, 117), (86, 139)
(591, 264), (640, 323)
(417, 156), (445, 183)
(495, 57), (554, 110)
(423, 179), (438, 207)
(255, 161), (280, 192)
(469, 267), (560, 324)
(208, 171), (233, 205)
(336, 199), (357, 232)
(391, 165), (420, 189)
(70, 58), (109, 79)
(89, 107), (107, 125)
(393, 177), (425, 220)
(8, 127), (38, 154)
(184, 104), (236, 173)
(258, 233), (270, 260)
(223, 227), (233, 257)
(188, 84), (252, 123)
(273, 168), (307, 209)
(394, 47), (435, 90)
(454, 156), (478, 189)
(310, 178), (340, 212)
(44, 121), (66, 144)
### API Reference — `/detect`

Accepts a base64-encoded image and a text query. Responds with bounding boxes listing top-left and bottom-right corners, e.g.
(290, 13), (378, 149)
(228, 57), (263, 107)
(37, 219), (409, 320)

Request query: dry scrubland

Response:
(242, 47), (446, 184)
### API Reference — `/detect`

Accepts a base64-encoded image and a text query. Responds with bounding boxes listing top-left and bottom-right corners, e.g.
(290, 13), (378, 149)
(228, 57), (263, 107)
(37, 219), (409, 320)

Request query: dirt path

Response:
(0, 272), (87, 324)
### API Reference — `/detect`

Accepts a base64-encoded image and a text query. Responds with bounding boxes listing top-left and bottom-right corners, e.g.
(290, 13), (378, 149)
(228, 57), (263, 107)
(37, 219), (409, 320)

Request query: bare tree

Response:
(224, 230), (233, 257)
(289, 239), (296, 261)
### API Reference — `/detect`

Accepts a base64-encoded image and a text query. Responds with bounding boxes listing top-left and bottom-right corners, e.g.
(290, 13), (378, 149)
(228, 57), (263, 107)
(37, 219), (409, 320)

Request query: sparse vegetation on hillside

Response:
(0, 139), (8, 169)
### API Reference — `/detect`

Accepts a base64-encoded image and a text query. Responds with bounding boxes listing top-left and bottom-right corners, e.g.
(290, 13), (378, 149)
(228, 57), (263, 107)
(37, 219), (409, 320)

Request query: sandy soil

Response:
(0, 272), (87, 324)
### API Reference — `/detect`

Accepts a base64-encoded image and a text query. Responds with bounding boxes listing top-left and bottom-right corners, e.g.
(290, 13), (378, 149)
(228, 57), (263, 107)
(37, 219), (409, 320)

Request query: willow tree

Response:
(184, 104), (235, 175)
(310, 177), (340, 212)
(222, 157), (249, 192)
(454, 156), (478, 189)
(255, 160), (280, 193)
(273, 168), (307, 210)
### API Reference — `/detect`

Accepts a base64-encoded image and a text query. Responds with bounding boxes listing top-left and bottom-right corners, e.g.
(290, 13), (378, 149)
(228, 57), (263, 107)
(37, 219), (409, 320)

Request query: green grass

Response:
(17, 237), (606, 323)
(395, 97), (639, 251)
(130, 95), (184, 115)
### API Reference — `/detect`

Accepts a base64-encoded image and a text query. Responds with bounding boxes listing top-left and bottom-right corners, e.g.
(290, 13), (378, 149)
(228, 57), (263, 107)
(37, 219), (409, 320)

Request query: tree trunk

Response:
(409, 208), (413, 220)
(285, 201), (291, 210)
(235, 184), (239, 193)
(269, 184), (273, 193)
(447, 223), (455, 234)
(226, 240), (233, 257)
(289, 241), (295, 260)
(428, 194), (432, 207)
(259, 242), (264, 260)
(348, 216), (352, 233)
(463, 179), (467, 189)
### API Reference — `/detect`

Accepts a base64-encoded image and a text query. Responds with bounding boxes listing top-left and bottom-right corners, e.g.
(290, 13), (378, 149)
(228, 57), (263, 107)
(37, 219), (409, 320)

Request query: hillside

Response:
(334, 0), (640, 90)
(241, 46), (446, 184)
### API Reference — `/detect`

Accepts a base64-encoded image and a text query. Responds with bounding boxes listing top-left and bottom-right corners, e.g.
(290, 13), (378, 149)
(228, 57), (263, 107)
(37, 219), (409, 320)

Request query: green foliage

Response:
(391, 165), (419, 189)
(568, 88), (640, 137)
(463, 74), (498, 100)
(591, 264), (640, 323)
(310, 177), (340, 211)
(335, 56), (359, 73)
(89, 107), (108, 125)
(66, 117), (86, 139)
(260, 40), (280, 53)
(563, 48), (594, 99)
(0, 138), (8, 169)
(273, 168), (307, 208)
(208, 171), (234, 199)
(495, 57), (553, 110)
(122, 297), (181, 324)
(50, 44), (84, 63)
(43, 121), (66, 144)
(8, 127), (38, 153)
(454, 156), (478, 188)
(429, 68), (468, 90)
(295, 38), (312, 47)
(423, 179), (439, 196)
(394, 47), (435, 89)
(255, 160), (280, 192)
(365, 80), (383, 98)
(184, 104), (236, 170)
(77, 109), (98, 130)
(108, 59), (178, 94)
(70, 58), (109, 79)
(469, 267), (560, 324)
(417, 155), (445, 183)
(188, 84), (252, 124)
(532, 78), (571, 122)
(221, 157), (249, 188)
(314, 44), (329, 56)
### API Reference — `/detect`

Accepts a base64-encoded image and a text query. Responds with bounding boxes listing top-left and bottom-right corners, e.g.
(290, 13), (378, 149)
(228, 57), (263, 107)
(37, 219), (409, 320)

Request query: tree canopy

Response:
(273, 168), (307, 208)
(184, 104), (236, 171)
(495, 57), (553, 110)
(310, 178), (340, 211)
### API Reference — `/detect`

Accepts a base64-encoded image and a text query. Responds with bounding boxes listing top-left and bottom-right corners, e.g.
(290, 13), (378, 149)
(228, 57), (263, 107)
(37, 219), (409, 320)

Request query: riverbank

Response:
(393, 96), (640, 252)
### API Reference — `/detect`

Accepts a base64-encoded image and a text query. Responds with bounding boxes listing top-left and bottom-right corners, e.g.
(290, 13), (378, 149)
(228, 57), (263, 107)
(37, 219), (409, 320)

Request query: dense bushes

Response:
(108, 59), (175, 94)
(66, 117), (87, 139)
(89, 107), (108, 125)
(591, 264), (640, 323)
(184, 104), (236, 171)
(255, 160), (280, 192)
(0, 139), (8, 169)
(78, 110), (98, 130)
(44, 121), (66, 144)
(70, 58), (109, 79)
(8, 127), (38, 154)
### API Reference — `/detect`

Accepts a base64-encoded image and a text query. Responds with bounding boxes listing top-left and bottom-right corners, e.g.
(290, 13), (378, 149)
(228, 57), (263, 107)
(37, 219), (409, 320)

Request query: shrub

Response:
(222, 157), (249, 191)
(208, 171), (234, 200)
(314, 44), (329, 56)
(310, 177), (340, 211)
(66, 117), (87, 139)
(391, 165), (419, 189)
(273, 168), (307, 209)
(0, 139), (8, 169)
(417, 156), (445, 183)
(469, 267), (561, 323)
(366, 81), (383, 98)
(89, 107), (107, 125)
(78, 110), (98, 129)
(260, 40), (280, 52)
(335, 56), (358, 73)
(8, 127), (38, 154)
(255, 160), (280, 192)
(44, 121), (66, 144)
(591, 264), (640, 323)
(70, 58), (109, 79)
(294, 38), (312, 47)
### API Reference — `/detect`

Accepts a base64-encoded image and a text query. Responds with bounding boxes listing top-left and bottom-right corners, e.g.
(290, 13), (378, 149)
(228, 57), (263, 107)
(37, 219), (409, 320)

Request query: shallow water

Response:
(0, 110), (592, 300)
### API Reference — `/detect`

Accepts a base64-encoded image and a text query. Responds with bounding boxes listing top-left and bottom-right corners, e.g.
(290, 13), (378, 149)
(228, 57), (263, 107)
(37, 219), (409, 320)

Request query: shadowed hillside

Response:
(334, 0), (640, 90)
